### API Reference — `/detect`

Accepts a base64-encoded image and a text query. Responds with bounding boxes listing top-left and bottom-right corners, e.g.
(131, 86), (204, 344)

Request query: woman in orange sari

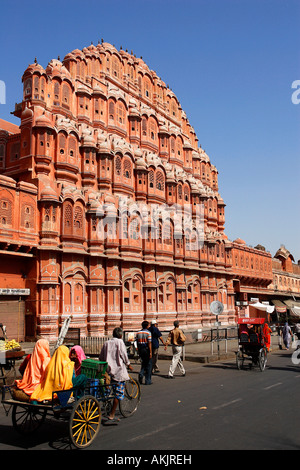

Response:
(30, 345), (74, 402)
(263, 322), (272, 352)
(14, 339), (51, 401)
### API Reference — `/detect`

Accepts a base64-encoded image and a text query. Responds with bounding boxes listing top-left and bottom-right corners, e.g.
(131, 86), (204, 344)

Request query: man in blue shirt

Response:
(149, 319), (166, 373)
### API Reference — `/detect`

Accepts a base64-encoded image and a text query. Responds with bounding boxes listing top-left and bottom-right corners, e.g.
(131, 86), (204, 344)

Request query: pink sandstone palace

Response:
(0, 41), (299, 341)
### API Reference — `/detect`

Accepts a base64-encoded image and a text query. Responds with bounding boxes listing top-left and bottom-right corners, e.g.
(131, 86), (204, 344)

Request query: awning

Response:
(283, 299), (300, 319)
(271, 299), (287, 313)
(249, 302), (275, 313)
(291, 307), (300, 318)
(283, 299), (300, 309)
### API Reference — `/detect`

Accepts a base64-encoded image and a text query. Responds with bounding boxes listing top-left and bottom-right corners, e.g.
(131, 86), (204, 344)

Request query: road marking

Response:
(263, 382), (282, 390)
(212, 398), (242, 410)
(128, 422), (181, 442)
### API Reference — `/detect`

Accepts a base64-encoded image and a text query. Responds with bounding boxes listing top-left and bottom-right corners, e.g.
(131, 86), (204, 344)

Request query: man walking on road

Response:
(136, 321), (152, 385)
(164, 320), (186, 379)
(149, 319), (166, 373)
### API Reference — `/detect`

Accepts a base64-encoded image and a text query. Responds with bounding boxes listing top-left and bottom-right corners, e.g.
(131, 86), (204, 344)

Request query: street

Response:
(0, 348), (299, 451)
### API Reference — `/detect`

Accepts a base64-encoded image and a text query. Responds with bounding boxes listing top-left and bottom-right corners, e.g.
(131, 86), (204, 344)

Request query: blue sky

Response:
(1, 0), (299, 261)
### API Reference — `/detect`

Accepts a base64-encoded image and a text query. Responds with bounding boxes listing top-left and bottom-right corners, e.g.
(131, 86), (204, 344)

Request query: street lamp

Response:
(210, 300), (224, 357)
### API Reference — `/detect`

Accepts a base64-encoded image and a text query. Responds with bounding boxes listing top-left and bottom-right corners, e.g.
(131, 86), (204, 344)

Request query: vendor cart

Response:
(1, 359), (141, 449)
(0, 349), (26, 386)
(0, 323), (26, 386)
(236, 318), (268, 372)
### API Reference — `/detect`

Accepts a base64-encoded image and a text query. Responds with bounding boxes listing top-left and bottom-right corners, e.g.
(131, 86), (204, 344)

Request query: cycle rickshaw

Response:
(1, 358), (140, 449)
(236, 318), (268, 371)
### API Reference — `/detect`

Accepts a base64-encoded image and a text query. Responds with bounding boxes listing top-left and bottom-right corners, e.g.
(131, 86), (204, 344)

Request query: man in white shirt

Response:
(99, 327), (132, 421)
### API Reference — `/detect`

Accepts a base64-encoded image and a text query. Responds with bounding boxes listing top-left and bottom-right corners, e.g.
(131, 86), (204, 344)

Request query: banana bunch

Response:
(5, 339), (21, 350)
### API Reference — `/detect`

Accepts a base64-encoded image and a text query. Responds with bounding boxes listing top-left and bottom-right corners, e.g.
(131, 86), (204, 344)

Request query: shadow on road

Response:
(0, 418), (74, 450)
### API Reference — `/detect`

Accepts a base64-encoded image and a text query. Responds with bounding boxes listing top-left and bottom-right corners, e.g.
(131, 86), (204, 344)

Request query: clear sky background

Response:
(1, 0), (299, 261)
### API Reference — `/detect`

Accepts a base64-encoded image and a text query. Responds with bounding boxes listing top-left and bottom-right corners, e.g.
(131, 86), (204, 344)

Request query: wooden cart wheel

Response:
(119, 377), (141, 418)
(236, 350), (244, 370)
(12, 404), (47, 435)
(69, 395), (101, 449)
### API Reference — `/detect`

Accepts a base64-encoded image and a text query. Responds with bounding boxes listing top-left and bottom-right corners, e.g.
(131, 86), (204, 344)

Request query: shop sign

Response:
(0, 288), (30, 295)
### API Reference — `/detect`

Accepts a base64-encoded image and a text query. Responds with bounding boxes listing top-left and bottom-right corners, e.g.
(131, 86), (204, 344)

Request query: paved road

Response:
(0, 348), (299, 451)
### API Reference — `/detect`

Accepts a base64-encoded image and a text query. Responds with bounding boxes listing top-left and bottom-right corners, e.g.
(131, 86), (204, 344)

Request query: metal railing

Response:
(80, 335), (111, 356)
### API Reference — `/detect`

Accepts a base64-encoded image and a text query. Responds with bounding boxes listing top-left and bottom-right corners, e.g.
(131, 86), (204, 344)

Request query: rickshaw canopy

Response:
(238, 317), (266, 325)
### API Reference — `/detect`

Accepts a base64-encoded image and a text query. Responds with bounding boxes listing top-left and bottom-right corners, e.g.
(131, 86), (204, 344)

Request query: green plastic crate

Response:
(81, 359), (108, 379)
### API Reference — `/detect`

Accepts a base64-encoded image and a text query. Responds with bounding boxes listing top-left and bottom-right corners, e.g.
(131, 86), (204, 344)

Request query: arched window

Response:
(176, 137), (183, 158)
(40, 77), (46, 99)
(149, 118), (157, 143)
(33, 76), (39, 99)
(178, 184), (182, 201)
(64, 282), (72, 313)
(116, 101), (125, 126)
(68, 135), (77, 161)
(24, 78), (32, 99)
(144, 76), (152, 99)
(163, 222), (173, 247)
(165, 277), (175, 309)
(170, 137), (175, 155)
(157, 222), (163, 245)
(112, 57), (120, 79)
(129, 218), (140, 240)
(149, 169), (154, 189)
(190, 229), (198, 252)
(53, 81), (60, 106)
(108, 100), (115, 121)
(123, 159), (132, 179)
(142, 117), (147, 137)
(171, 100), (177, 119)
(156, 170), (165, 191)
(115, 156), (122, 176)
(184, 185), (190, 202)
(74, 206), (83, 236)
(64, 202), (73, 235)
(62, 83), (70, 109)
(59, 133), (66, 157)
(121, 213), (128, 240)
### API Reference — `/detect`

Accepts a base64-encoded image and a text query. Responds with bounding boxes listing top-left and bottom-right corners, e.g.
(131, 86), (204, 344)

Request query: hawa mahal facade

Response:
(0, 41), (298, 342)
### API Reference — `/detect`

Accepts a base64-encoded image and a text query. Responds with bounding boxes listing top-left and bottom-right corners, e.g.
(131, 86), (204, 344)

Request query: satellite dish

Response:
(210, 301), (224, 316)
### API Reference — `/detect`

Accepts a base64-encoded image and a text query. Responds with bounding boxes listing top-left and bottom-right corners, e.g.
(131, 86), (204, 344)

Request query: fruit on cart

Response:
(4, 339), (21, 351)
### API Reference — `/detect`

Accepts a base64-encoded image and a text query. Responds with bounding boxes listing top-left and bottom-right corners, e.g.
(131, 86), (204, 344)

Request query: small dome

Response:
(35, 112), (53, 129)
(21, 105), (33, 120)
(81, 131), (96, 147)
(135, 157), (147, 170)
(234, 238), (246, 245)
(40, 184), (58, 201)
(22, 60), (46, 78)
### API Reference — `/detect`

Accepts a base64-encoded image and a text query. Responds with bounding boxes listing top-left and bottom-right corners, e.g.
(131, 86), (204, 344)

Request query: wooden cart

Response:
(0, 349), (26, 386)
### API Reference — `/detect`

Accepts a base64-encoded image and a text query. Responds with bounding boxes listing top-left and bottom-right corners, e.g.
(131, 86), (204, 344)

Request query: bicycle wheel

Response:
(236, 350), (244, 370)
(258, 348), (267, 372)
(69, 395), (101, 449)
(12, 404), (47, 435)
(119, 377), (141, 418)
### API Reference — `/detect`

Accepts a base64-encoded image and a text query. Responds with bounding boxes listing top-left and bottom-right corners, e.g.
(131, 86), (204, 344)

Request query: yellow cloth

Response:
(30, 345), (74, 402)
